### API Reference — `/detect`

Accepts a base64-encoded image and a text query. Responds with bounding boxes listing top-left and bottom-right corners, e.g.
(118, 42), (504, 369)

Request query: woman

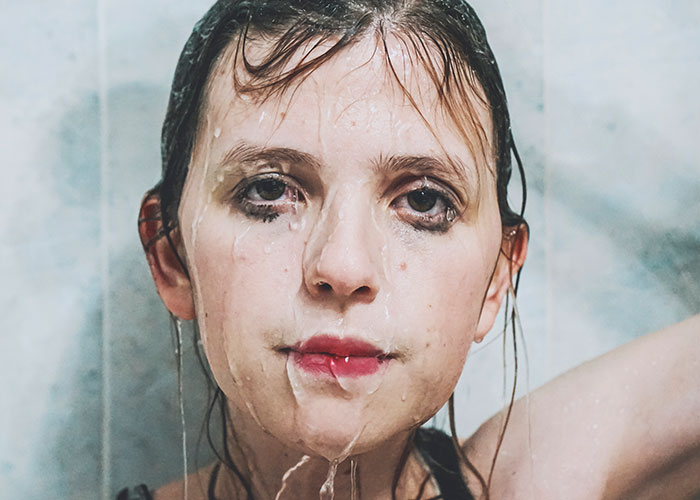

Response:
(126, 0), (700, 498)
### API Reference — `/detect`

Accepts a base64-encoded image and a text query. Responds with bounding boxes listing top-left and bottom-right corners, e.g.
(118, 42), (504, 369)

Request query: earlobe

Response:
(475, 225), (529, 342)
(138, 192), (196, 320)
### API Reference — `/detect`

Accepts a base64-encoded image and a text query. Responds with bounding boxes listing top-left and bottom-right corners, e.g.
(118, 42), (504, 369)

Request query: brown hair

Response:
(150, 1), (528, 497)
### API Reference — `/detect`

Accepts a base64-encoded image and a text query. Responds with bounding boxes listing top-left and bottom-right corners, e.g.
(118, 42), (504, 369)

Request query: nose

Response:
(303, 195), (382, 306)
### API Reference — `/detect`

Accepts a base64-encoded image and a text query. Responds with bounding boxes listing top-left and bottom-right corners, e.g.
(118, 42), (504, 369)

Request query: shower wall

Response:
(1, 1), (698, 498)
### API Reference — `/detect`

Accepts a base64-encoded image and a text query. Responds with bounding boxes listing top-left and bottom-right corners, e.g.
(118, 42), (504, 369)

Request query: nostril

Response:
(317, 281), (332, 291)
(355, 285), (371, 296)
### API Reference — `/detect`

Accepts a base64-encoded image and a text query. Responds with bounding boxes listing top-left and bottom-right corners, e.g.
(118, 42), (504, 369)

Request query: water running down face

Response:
(173, 34), (523, 462)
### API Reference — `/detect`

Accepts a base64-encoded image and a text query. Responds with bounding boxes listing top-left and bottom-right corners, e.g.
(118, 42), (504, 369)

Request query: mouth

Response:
(281, 335), (393, 378)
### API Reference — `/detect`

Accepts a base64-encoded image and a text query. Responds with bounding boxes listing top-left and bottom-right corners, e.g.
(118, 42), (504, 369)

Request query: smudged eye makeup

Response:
(231, 172), (460, 232)
(390, 178), (460, 233)
(233, 173), (305, 223)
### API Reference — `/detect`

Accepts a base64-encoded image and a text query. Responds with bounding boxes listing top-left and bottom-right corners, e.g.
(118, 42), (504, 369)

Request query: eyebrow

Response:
(372, 154), (479, 203)
(216, 140), (479, 201)
(219, 141), (323, 173)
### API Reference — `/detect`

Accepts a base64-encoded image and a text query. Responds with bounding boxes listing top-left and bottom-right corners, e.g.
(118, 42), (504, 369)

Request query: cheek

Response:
(394, 236), (492, 340)
(189, 212), (305, 391)
(382, 238), (494, 414)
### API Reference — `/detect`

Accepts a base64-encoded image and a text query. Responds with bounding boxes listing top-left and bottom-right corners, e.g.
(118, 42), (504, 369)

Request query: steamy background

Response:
(1, 0), (699, 498)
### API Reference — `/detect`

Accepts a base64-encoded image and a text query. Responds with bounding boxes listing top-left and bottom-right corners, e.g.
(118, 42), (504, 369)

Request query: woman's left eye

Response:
(392, 185), (458, 233)
(234, 174), (304, 222)
(406, 188), (439, 213)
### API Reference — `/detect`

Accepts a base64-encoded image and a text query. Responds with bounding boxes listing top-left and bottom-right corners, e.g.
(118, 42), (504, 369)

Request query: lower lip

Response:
(291, 352), (382, 378)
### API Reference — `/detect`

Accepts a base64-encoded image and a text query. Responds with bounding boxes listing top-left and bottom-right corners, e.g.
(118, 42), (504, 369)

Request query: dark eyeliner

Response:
(392, 185), (459, 233)
(231, 173), (301, 223)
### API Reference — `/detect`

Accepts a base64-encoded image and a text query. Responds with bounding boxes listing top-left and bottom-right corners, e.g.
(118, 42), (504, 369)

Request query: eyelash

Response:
(390, 183), (458, 233)
(234, 173), (304, 223)
(233, 174), (459, 232)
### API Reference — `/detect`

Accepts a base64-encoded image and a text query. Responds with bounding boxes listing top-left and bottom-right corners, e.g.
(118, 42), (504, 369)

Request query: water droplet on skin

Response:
(264, 244), (272, 255)
(213, 127), (221, 138)
(446, 208), (456, 222)
(289, 220), (300, 231)
(334, 360), (388, 396)
(401, 392), (407, 402)
(245, 401), (265, 430)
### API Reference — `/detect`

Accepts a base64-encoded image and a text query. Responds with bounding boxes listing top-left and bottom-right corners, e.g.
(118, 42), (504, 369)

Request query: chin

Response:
(284, 395), (379, 460)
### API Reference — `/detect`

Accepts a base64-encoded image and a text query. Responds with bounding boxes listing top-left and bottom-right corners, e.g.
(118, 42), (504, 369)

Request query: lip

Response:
(286, 335), (391, 378)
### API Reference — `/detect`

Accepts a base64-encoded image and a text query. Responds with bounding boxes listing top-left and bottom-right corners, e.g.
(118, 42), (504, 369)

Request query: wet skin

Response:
(157, 34), (521, 499)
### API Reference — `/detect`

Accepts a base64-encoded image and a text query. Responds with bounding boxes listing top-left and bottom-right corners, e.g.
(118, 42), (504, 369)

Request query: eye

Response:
(249, 178), (286, 201)
(392, 181), (459, 233)
(406, 189), (438, 213)
(234, 174), (305, 222)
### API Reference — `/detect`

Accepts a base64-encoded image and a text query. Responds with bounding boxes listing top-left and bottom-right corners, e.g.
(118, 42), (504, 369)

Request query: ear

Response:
(138, 192), (196, 320)
(475, 224), (529, 342)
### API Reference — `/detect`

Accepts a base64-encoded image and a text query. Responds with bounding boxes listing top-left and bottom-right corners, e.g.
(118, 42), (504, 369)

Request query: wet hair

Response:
(148, 0), (528, 498)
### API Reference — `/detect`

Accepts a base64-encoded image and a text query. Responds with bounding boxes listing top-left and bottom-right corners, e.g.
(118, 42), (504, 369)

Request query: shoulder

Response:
(462, 314), (700, 500)
(152, 463), (219, 500)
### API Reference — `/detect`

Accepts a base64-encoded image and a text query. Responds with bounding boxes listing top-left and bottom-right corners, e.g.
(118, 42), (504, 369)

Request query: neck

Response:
(213, 400), (433, 500)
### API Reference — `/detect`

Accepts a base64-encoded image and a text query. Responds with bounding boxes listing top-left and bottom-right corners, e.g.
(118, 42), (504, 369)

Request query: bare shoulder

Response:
(153, 463), (218, 500)
(462, 314), (700, 500)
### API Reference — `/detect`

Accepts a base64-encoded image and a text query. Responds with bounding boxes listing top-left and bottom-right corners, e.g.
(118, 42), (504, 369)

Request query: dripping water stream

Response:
(350, 459), (358, 500)
(319, 459), (339, 500)
(274, 454), (311, 500)
(174, 317), (189, 500)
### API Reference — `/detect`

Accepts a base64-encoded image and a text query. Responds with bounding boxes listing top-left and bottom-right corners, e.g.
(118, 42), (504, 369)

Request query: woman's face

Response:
(177, 37), (505, 460)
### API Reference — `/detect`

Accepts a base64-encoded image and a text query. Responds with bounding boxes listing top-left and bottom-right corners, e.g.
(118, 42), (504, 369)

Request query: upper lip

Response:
(289, 334), (390, 358)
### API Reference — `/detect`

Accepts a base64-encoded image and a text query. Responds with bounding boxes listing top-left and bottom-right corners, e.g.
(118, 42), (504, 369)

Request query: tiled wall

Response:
(2, 1), (698, 498)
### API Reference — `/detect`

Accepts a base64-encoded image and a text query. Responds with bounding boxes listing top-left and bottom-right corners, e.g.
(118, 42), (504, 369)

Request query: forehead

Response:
(200, 32), (494, 175)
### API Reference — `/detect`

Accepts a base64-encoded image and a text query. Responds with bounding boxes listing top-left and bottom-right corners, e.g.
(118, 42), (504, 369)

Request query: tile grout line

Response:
(97, 0), (111, 497)
(541, 0), (553, 380)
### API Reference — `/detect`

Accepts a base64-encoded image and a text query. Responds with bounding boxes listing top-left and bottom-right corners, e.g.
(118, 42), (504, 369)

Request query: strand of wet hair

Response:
(391, 428), (418, 500)
(448, 395), (489, 499)
(190, 319), (254, 499)
(487, 270), (525, 493)
(413, 472), (432, 500)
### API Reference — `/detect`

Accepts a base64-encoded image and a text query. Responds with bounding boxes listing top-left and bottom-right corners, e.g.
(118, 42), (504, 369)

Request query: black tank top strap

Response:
(116, 431), (472, 500)
(413, 427), (475, 500)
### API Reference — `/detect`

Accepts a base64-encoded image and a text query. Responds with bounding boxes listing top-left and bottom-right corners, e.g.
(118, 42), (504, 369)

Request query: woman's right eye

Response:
(234, 174), (305, 223)
(247, 178), (287, 201)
